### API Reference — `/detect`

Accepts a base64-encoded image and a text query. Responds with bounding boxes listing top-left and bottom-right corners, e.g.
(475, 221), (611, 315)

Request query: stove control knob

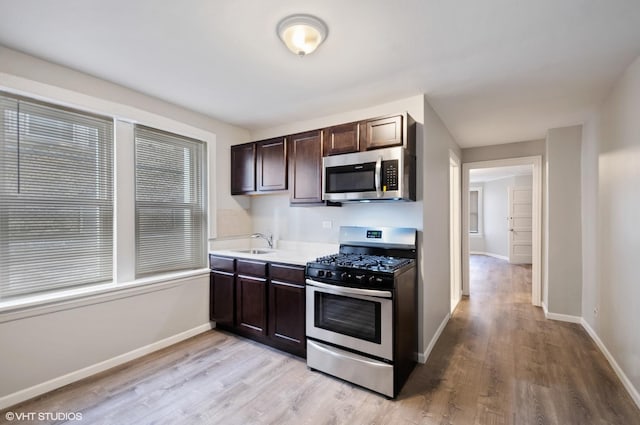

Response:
(368, 276), (376, 284)
(317, 270), (325, 277)
(340, 272), (348, 280)
(355, 274), (365, 282)
(326, 271), (333, 278)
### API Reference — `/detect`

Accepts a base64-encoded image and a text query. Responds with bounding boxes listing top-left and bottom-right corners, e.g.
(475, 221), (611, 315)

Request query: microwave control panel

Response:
(382, 160), (399, 190)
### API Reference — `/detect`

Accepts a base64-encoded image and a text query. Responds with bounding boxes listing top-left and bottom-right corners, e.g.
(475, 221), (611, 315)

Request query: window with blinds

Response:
(0, 93), (114, 299)
(469, 187), (482, 234)
(134, 126), (206, 277)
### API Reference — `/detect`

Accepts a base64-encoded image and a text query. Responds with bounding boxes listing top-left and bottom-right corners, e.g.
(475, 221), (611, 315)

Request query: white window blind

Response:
(0, 93), (113, 299)
(134, 126), (206, 277)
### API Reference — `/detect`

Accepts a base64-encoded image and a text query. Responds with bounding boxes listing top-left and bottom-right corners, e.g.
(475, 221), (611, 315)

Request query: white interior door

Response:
(508, 186), (532, 264)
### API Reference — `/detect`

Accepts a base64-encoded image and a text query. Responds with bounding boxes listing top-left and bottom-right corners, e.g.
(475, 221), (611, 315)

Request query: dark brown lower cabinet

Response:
(208, 254), (306, 358)
(269, 280), (306, 356)
(209, 271), (235, 327)
(236, 274), (267, 337)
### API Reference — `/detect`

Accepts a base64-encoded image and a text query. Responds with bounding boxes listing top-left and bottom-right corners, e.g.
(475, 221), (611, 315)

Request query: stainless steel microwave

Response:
(322, 146), (416, 202)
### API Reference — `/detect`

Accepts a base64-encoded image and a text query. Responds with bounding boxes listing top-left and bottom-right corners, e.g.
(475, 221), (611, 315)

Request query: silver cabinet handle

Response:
(306, 279), (392, 298)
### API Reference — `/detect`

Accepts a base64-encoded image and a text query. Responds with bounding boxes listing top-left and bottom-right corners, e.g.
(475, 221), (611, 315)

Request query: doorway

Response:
(462, 156), (542, 306)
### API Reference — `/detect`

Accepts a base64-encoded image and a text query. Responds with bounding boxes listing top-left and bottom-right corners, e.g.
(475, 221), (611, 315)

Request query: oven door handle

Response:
(306, 279), (392, 298)
(375, 155), (382, 198)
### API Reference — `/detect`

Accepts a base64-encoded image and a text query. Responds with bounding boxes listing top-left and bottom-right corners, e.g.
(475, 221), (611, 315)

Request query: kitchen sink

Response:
(235, 249), (272, 255)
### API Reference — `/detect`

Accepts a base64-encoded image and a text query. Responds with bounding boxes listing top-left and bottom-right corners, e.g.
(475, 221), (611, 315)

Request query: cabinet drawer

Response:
(270, 263), (305, 284)
(210, 255), (235, 272)
(237, 259), (268, 277)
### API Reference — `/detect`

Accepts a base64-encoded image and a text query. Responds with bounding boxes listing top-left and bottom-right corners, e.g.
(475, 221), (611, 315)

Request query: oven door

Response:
(305, 279), (393, 360)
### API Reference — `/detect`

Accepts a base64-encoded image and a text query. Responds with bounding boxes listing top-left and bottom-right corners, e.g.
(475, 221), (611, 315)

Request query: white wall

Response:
(545, 125), (582, 316)
(582, 55), (640, 401)
(421, 97), (461, 360)
(0, 46), (249, 406)
(248, 94), (461, 361)
(462, 139), (545, 163)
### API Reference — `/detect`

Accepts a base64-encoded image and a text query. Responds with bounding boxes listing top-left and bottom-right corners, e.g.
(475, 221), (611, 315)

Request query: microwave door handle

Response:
(375, 156), (382, 198)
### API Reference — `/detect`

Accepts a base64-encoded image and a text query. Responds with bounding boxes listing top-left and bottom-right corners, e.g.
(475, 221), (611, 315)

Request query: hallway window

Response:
(469, 187), (483, 234)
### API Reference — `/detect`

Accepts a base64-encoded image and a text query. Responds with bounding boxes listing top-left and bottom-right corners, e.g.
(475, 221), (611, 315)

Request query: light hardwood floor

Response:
(2, 255), (639, 424)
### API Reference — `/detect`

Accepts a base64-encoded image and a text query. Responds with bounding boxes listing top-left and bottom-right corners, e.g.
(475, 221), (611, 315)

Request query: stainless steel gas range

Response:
(305, 226), (417, 398)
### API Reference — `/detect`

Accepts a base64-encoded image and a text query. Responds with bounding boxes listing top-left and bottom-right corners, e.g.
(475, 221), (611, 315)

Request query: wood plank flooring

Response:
(2, 255), (638, 424)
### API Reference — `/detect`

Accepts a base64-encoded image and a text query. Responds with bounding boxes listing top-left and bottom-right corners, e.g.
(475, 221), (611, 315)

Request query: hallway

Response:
(413, 254), (639, 423)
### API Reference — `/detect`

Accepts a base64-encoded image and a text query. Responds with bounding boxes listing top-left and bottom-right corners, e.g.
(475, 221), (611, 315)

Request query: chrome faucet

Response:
(250, 233), (273, 249)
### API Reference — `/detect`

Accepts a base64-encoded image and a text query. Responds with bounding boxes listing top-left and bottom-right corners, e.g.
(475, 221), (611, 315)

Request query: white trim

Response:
(581, 318), (640, 410)
(418, 313), (450, 363)
(470, 251), (509, 261)
(462, 156), (542, 306)
(449, 150), (462, 315)
(541, 302), (581, 323)
(0, 323), (213, 410)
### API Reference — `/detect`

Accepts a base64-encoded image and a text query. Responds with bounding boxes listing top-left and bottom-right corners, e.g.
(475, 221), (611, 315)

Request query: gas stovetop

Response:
(305, 226), (417, 290)
(313, 253), (413, 273)
(306, 252), (415, 289)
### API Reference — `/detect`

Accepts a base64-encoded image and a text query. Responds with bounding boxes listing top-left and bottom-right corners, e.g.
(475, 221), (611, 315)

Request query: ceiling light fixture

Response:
(277, 14), (328, 56)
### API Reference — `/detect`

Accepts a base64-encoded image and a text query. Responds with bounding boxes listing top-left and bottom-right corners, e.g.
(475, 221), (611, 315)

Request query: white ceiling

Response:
(1, 0), (639, 148)
(470, 165), (533, 183)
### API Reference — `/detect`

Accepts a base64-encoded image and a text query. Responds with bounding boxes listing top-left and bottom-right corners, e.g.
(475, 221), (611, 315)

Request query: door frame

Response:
(462, 156), (542, 306)
(449, 150), (462, 313)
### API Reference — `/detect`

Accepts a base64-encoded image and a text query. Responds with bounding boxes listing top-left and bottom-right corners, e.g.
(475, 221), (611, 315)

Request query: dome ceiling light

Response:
(277, 14), (328, 56)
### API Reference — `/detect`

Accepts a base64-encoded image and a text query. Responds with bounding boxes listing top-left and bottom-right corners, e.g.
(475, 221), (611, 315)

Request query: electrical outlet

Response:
(322, 220), (332, 229)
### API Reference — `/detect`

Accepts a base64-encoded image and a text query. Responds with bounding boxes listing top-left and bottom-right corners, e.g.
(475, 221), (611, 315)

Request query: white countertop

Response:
(210, 240), (338, 266)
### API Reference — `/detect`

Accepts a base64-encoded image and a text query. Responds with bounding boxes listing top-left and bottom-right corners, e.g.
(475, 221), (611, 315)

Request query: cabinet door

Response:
(236, 275), (267, 336)
(210, 271), (235, 327)
(257, 137), (287, 191)
(231, 143), (256, 194)
(289, 130), (323, 204)
(268, 280), (306, 355)
(362, 115), (403, 150)
(323, 122), (359, 156)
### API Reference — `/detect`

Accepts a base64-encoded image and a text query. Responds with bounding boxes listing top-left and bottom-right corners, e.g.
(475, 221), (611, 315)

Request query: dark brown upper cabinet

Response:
(289, 130), (323, 205)
(230, 143), (256, 195)
(361, 114), (403, 150)
(256, 137), (287, 192)
(322, 122), (359, 156)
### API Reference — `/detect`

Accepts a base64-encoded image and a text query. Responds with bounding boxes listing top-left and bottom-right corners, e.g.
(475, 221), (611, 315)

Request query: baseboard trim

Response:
(581, 318), (640, 410)
(418, 313), (450, 364)
(469, 251), (509, 261)
(0, 322), (213, 410)
(541, 302), (581, 323)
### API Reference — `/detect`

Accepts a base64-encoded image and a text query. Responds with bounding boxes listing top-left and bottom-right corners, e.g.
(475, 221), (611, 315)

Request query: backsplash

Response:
(250, 193), (423, 244)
